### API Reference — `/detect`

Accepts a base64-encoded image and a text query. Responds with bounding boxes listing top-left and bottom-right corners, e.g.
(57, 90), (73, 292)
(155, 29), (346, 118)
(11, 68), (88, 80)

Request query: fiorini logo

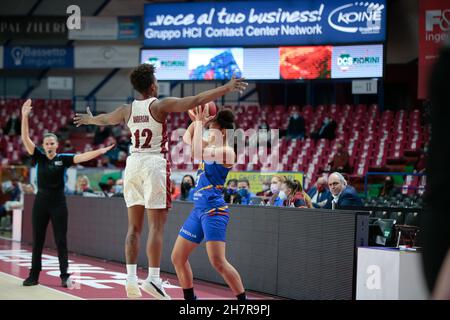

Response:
(337, 53), (380, 71)
(328, 2), (384, 34)
(145, 57), (186, 68)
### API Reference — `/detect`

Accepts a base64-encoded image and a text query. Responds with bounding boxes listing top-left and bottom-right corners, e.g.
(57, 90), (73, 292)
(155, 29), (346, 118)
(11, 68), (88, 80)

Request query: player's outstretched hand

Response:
(193, 105), (215, 126)
(74, 107), (94, 127)
(100, 144), (115, 154)
(225, 74), (248, 94)
(21, 99), (33, 117)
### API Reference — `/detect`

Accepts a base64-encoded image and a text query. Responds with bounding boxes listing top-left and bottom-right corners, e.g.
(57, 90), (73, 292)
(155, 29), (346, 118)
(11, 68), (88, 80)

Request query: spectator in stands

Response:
(99, 177), (115, 196)
(170, 179), (181, 201)
(4, 112), (21, 136)
(104, 136), (119, 162)
(258, 121), (271, 148)
(115, 151), (127, 169)
(307, 176), (331, 208)
(237, 179), (256, 205)
(311, 116), (337, 141)
(93, 126), (112, 145)
(256, 180), (272, 199)
(286, 109), (305, 140)
(268, 175), (286, 206)
(178, 175), (195, 201)
(99, 155), (115, 169)
(281, 179), (312, 208)
(61, 140), (76, 154)
(415, 143), (428, 173)
(117, 136), (131, 153)
(0, 178), (21, 231)
(223, 179), (241, 204)
(378, 175), (400, 198)
(324, 172), (363, 209)
(75, 175), (94, 195)
(113, 179), (124, 197)
(329, 144), (351, 173)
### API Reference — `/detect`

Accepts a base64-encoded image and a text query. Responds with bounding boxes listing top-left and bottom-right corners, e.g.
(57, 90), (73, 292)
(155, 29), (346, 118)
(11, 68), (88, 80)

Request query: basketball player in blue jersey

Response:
(171, 106), (247, 300)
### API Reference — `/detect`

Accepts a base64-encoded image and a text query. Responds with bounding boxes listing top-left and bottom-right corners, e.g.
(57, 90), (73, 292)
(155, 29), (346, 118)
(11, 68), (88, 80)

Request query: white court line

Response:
(0, 271), (84, 300)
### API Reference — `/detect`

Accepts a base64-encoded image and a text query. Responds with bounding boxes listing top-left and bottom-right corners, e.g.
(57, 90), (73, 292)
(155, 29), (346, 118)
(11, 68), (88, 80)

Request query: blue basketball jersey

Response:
(193, 160), (230, 210)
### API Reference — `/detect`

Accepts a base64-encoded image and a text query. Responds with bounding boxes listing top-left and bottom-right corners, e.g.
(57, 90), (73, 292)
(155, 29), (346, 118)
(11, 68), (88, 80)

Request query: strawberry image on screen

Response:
(280, 46), (332, 80)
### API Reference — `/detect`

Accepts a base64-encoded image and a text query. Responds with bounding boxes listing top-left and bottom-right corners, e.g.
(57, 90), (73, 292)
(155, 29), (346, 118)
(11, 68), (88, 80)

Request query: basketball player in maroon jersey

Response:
(74, 63), (247, 299)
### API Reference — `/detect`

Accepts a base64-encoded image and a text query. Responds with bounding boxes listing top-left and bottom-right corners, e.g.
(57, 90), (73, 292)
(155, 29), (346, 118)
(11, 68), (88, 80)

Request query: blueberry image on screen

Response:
(189, 50), (242, 80)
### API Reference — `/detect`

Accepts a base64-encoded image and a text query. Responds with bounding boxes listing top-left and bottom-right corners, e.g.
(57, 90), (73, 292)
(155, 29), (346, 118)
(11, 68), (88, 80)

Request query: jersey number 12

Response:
(134, 129), (152, 148)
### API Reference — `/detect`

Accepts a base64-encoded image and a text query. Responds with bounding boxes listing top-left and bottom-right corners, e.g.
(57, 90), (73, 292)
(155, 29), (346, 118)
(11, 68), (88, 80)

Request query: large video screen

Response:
(141, 44), (383, 80)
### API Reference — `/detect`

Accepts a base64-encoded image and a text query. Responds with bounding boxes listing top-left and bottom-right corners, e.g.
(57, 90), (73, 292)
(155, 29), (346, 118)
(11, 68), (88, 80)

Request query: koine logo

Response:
(328, 2), (384, 34)
(426, 9), (450, 32)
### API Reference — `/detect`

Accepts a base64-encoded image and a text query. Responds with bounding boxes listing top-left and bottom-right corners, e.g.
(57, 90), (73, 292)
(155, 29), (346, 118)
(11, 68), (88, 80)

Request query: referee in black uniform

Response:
(21, 99), (114, 287)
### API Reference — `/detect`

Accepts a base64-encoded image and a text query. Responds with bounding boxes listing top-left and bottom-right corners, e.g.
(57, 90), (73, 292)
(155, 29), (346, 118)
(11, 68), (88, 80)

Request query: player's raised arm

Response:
(73, 144), (115, 164)
(73, 105), (128, 127)
(155, 75), (248, 114)
(184, 106), (213, 156)
(21, 99), (36, 155)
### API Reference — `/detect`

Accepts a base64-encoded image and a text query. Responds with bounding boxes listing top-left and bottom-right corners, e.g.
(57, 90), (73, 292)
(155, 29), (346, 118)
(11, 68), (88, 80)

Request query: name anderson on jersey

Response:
(133, 115), (150, 123)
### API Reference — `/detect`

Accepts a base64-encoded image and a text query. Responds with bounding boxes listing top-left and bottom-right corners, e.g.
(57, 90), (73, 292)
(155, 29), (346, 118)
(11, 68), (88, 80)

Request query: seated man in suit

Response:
(324, 172), (363, 209)
(307, 176), (331, 208)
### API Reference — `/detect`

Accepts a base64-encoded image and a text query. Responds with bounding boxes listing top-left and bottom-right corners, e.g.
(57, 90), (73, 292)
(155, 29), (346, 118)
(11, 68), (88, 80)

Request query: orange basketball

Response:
(189, 101), (217, 121)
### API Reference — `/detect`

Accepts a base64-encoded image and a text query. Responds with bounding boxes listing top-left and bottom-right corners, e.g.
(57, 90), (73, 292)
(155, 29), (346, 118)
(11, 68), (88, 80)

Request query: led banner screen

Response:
(141, 44), (383, 80)
(143, 0), (386, 47)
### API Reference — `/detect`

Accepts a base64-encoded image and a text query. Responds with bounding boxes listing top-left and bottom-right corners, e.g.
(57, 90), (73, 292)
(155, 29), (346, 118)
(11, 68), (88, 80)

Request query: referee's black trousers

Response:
(31, 191), (69, 279)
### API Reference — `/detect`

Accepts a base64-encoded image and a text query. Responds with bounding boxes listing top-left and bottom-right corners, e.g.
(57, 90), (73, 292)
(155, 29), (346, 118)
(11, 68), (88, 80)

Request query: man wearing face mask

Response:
(286, 109), (305, 140)
(307, 177), (331, 208)
(236, 179), (256, 205)
(311, 116), (337, 141)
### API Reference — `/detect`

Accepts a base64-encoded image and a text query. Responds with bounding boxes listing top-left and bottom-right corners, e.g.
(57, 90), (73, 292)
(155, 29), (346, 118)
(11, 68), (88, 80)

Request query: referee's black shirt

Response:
(32, 147), (75, 192)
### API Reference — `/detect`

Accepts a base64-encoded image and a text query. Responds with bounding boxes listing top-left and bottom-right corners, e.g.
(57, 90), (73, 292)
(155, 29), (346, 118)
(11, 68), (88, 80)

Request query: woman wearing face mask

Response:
(268, 175), (286, 206)
(179, 175), (195, 201)
(236, 179), (255, 205)
(256, 180), (272, 202)
(223, 179), (241, 204)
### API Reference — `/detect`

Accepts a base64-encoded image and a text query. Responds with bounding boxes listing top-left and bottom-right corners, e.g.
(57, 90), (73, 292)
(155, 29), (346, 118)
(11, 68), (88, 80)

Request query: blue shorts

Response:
(179, 207), (229, 244)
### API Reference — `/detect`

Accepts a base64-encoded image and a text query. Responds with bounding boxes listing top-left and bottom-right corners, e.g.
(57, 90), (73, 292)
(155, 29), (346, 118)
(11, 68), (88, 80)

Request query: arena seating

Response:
(0, 99), (74, 165)
(0, 99), (429, 192)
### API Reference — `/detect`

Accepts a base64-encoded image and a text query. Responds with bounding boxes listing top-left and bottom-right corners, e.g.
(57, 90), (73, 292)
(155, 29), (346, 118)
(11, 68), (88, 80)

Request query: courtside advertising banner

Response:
(143, 0), (386, 47)
(418, 0), (450, 99)
(4, 46), (73, 69)
(75, 45), (140, 68)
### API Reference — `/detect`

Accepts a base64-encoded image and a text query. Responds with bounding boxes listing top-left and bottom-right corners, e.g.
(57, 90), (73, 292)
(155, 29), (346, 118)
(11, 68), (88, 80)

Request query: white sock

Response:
(147, 267), (160, 282)
(126, 264), (137, 280)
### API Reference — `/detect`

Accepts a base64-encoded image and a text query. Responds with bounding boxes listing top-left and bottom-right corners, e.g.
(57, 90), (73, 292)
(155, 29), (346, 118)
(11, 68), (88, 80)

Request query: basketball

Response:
(189, 101), (217, 121)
